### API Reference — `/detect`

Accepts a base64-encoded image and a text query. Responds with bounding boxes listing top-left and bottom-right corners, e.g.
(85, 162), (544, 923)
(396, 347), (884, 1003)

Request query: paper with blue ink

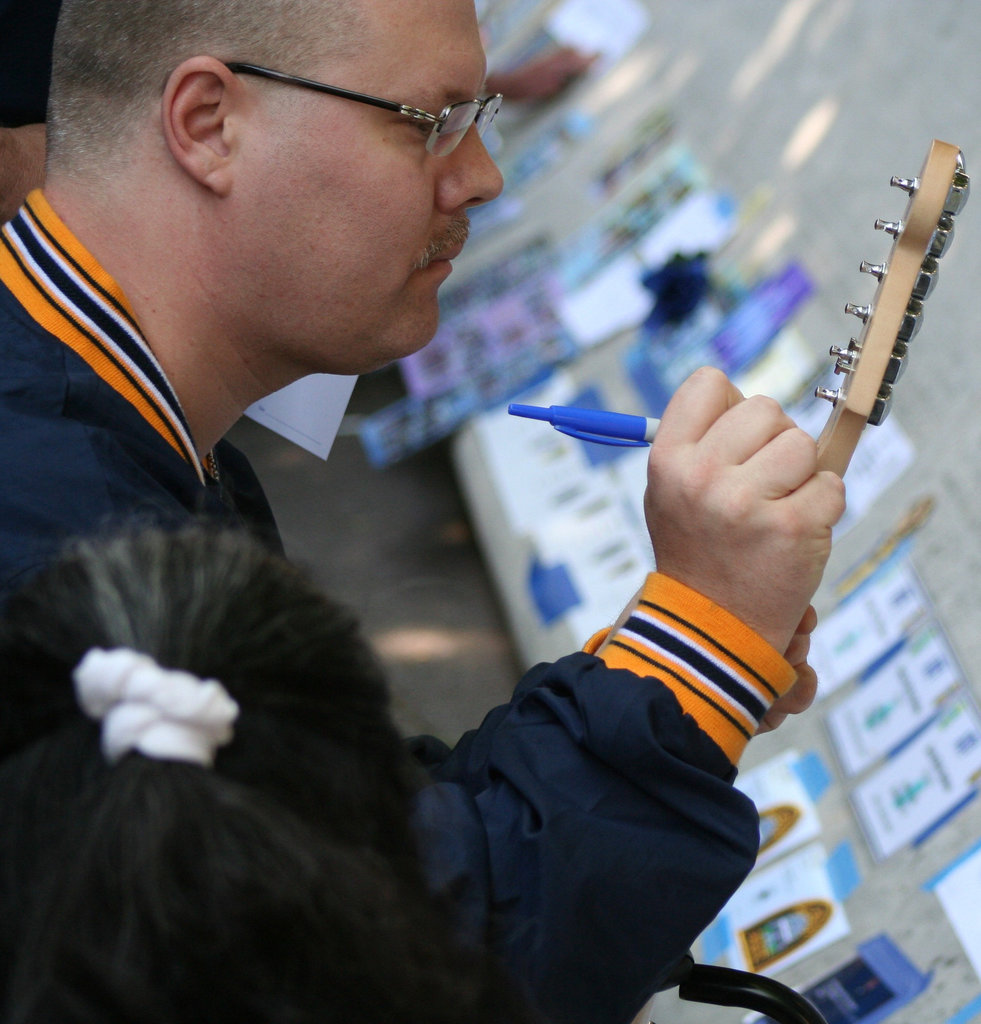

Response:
(826, 620), (965, 777)
(807, 557), (930, 700)
(850, 695), (981, 860)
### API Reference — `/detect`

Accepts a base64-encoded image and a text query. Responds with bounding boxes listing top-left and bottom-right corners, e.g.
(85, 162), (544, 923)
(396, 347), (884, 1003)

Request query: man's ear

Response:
(161, 57), (245, 196)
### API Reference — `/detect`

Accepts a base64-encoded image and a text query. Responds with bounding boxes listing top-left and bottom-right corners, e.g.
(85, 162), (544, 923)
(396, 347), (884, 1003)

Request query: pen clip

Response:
(554, 425), (650, 447)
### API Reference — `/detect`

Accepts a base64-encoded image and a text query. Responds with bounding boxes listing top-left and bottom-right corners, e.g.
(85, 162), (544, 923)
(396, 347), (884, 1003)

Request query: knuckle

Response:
(747, 393), (791, 429)
(779, 424), (817, 459)
(690, 365), (724, 386)
(747, 393), (782, 416)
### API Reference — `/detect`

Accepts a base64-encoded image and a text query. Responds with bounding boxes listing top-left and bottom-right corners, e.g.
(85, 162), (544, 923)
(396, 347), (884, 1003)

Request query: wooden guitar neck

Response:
(815, 139), (969, 476)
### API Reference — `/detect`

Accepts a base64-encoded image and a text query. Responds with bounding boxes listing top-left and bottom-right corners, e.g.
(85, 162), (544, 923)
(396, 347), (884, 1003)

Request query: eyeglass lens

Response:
(427, 96), (502, 156)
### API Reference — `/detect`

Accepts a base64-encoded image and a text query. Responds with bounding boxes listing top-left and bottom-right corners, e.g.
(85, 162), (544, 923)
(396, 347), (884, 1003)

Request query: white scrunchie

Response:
(73, 648), (239, 766)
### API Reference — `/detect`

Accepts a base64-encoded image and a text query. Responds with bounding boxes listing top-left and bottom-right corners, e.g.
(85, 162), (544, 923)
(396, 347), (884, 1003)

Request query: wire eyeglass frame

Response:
(224, 61), (503, 155)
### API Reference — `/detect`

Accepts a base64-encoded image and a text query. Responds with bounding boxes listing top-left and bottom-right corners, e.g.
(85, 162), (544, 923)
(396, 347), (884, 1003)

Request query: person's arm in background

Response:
(0, 122), (44, 222)
(0, 0), (62, 221)
(486, 45), (597, 101)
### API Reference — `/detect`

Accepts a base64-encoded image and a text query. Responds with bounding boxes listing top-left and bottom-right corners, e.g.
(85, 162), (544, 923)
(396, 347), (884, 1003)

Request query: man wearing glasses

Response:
(0, 0), (844, 1021)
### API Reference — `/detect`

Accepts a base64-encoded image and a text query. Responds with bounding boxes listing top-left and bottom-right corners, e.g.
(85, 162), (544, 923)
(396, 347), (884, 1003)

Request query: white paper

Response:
(636, 190), (738, 269)
(557, 191), (740, 350)
(834, 416), (916, 532)
(531, 486), (654, 645)
(607, 445), (652, 534)
(808, 557), (929, 699)
(933, 843), (981, 983)
(245, 374), (357, 460)
(733, 326), (819, 406)
(557, 253), (650, 348)
(825, 621), (965, 777)
(850, 695), (981, 860)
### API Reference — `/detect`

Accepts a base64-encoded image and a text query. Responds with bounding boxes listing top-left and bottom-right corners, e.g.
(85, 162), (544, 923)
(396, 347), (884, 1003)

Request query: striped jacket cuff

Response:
(583, 573), (795, 763)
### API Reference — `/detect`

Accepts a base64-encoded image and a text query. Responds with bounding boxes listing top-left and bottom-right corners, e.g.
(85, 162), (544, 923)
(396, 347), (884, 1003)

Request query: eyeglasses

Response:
(224, 62), (503, 156)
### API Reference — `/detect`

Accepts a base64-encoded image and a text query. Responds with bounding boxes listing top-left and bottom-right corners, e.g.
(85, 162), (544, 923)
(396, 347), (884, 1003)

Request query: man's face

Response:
(233, 0), (504, 383)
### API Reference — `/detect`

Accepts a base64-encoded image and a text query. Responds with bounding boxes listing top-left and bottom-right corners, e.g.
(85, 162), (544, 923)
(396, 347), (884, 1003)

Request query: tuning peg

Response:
(845, 302), (872, 323)
(927, 212), (955, 258)
(830, 346), (854, 374)
(830, 340), (860, 374)
(860, 260), (886, 280)
(896, 297), (923, 343)
(945, 155), (970, 216)
(910, 254), (939, 301)
(858, 254), (937, 300)
(867, 383), (893, 426)
(875, 218), (903, 238)
(881, 339), (909, 384)
(890, 175), (919, 195)
(814, 381), (892, 425)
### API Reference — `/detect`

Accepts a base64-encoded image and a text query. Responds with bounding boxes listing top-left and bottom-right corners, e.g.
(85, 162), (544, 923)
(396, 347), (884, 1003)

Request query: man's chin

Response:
(372, 319), (442, 373)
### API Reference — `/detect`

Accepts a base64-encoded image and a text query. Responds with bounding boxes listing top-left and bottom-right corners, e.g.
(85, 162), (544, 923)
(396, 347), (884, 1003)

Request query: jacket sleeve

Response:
(413, 572), (797, 1024)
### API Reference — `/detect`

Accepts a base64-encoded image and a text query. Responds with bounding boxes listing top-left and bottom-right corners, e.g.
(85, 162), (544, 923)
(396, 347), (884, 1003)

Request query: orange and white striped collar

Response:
(0, 190), (210, 485)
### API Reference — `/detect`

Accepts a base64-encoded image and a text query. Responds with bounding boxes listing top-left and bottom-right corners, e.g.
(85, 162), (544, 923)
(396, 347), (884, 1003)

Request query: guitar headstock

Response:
(815, 139), (969, 475)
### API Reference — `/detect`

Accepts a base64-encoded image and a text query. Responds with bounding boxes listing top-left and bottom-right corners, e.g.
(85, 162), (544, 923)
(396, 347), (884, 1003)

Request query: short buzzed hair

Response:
(47, 0), (365, 168)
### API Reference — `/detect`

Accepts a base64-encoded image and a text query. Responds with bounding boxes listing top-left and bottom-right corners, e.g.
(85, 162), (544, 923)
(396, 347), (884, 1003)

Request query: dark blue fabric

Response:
(0, 0), (61, 125)
(0, 279), (282, 603)
(414, 652), (760, 1024)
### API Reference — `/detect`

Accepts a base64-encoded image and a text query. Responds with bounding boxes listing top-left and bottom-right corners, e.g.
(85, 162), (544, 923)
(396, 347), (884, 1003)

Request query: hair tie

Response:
(73, 648), (239, 766)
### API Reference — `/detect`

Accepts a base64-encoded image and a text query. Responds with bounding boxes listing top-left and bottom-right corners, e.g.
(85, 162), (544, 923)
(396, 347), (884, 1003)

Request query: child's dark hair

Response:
(0, 526), (535, 1024)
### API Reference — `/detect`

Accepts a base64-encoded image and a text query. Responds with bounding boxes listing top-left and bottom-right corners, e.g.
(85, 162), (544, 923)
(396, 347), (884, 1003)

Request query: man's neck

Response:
(43, 181), (264, 456)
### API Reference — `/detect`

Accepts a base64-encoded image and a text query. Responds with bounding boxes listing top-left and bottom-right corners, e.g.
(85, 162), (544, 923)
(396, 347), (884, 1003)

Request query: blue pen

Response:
(508, 403), (660, 447)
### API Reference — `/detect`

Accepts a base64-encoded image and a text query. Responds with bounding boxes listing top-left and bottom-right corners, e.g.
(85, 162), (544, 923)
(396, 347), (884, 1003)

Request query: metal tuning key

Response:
(890, 175), (919, 195)
(829, 340), (860, 374)
(845, 301), (872, 323)
(896, 297), (923, 343)
(815, 380), (893, 425)
(881, 339), (909, 384)
(892, 176), (921, 197)
(860, 259), (886, 280)
(910, 254), (939, 301)
(945, 154), (971, 215)
(861, 256), (936, 300)
(866, 383), (894, 426)
(928, 212), (956, 258)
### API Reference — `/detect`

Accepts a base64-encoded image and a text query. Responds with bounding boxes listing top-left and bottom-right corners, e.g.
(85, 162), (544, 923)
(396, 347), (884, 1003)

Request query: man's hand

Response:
(758, 605), (819, 733)
(0, 123), (45, 223)
(644, 367), (845, 656)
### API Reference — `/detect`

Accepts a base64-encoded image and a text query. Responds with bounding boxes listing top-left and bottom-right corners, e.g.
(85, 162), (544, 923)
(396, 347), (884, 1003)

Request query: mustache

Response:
(415, 216), (471, 269)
